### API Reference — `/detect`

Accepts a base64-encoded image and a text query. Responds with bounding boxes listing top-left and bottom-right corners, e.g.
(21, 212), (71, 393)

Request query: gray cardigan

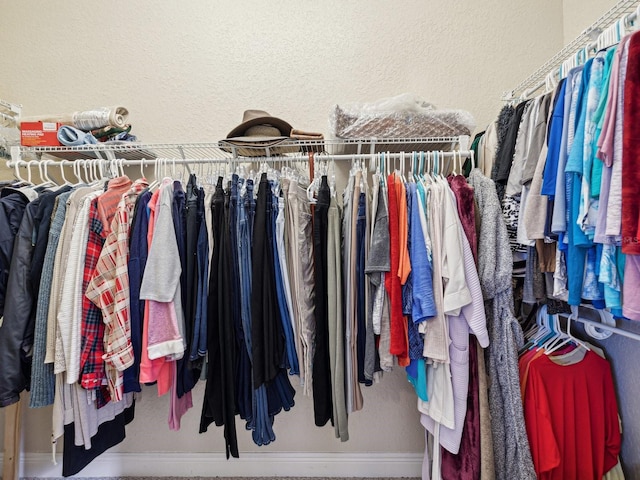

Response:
(468, 169), (537, 480)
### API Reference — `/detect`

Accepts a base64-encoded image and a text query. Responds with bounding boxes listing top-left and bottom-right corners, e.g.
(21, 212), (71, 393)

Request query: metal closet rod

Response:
(573, 316), (640, 342)
(557, 304), (640, 342)
(7, 150), (472, 169)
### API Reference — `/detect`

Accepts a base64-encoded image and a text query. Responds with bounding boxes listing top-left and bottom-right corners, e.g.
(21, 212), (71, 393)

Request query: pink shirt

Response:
(139, 179), (175, 395)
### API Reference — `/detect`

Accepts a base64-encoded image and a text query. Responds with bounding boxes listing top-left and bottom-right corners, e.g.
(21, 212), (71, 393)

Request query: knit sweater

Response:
(468, 169), (536, 480)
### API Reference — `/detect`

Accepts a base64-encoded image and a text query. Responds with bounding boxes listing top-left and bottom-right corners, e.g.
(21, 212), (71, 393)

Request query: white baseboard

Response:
(20, 451), (423, 478)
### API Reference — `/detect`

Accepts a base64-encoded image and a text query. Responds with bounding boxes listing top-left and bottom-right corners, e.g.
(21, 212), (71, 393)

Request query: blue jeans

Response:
(191, 186), (208, 361)
(271, 187), (300, 376)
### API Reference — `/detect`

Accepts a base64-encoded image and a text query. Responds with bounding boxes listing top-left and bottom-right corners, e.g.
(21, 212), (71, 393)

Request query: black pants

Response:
(200, 177), (238, 459)
(251, 173), (284, 388)
(312, 176), (333, 426)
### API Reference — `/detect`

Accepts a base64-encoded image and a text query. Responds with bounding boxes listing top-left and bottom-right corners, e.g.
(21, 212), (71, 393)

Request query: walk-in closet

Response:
(1, 1), (640, 479)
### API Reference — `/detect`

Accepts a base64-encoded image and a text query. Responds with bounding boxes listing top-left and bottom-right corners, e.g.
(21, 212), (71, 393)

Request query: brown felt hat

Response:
(222, 109), (299, 157)
(226, 110), (292, 140)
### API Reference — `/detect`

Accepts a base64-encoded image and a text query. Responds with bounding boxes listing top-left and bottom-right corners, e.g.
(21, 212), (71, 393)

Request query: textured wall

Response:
(600, 327), (640, 478)
(0, 0), (566, 464)
(0, 1), (564, 143)
(562, 0), (620, 44)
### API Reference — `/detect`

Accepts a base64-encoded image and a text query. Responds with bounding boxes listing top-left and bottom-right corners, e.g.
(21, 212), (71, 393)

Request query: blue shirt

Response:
(541, 79), (567, 197)
(409, 183), (437, 322)
(125, 189), (151, 393)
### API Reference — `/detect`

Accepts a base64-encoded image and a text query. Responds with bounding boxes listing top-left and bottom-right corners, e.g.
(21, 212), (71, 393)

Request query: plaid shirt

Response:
(80, 177), (132, 401)
(86, 179), (148, 401)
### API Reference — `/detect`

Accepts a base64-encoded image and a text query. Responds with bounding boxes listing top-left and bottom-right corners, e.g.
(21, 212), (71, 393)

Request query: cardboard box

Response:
(20, 121), (61, 147)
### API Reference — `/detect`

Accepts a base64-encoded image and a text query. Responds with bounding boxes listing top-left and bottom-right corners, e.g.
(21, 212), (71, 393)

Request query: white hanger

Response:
(541, 312), (566, 352)
(306, 154), (319, 204)
(329, 159), (336, 197)
(140, 159), (146, 181)
(59, 161), (71, 186)
(13, 161), (28, 185)
(72, 160), (83, 184)
(24, 161), (35, 185)
(530, 305), (551, 345)
(452, 151), (458, 176)
(545, 306), (591, 355)
(88, 159), (97, 184)
(91, 159), (99, 183)
(386, 151), (391, 177)
(109, 159), (119, 179)
(398, 151), (407, 183)
(147, 157), (160, 191)
(96, 159), (105, 182)
(36, 160), (55, 188)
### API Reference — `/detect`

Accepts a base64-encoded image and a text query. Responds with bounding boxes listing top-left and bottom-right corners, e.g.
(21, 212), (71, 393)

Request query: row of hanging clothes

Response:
(0, 147), (515, 479)
(475, 24), (640, 320)
(466, 15), (640, 480)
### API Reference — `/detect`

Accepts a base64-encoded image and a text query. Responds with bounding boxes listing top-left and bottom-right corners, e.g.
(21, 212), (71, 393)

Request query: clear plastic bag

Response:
(329, 93), (475, 139)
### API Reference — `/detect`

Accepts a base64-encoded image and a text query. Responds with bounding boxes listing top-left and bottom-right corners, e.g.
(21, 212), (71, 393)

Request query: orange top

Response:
(395, 175), (412, 285)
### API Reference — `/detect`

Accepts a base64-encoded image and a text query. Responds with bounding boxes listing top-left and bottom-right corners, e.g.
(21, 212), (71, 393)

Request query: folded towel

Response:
(57, 125), (98, 146)
(290, 128), (324, 140)
(291, 128), (324, 152)
(73, 106), (129, 130)
(22, 106), (129, 130)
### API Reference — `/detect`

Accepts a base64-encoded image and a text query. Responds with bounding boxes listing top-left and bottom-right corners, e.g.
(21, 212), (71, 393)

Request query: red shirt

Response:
(385, 174), (409, 365)
(523, 350), (621, 480)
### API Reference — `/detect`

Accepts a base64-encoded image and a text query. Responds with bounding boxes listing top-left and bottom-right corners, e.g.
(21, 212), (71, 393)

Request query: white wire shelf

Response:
(503, 0), (639, 101)
(11, 136), (467, 164)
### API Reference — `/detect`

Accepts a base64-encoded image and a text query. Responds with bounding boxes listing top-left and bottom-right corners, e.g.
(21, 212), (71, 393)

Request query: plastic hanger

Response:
(13, 161), (28, 185)
(59, 161), (71, 186)
(140, 159), (146, 182)
(329, 159), (336, 198)
(147, 157), (160, 191)
(410, 151), (417, 182)
(541, 313), (566, 352)
(97, 159), (106, 183)
(35, 160), (56, 188)
(85, 160), (93, 184)
(90, 159), (99, 184)
(108, 159), (119, 179)
(545, 306), (591, 355)
(530, 305), (552, 346)
(434, 151), (440, 178)
(71, 160), (83, 184)
(394, 151), (406, 184)
(451, 151), (458, 176)
(306, 153), (319, 204)
(88, 160), (98, 184)
(25, 160), (37, 185)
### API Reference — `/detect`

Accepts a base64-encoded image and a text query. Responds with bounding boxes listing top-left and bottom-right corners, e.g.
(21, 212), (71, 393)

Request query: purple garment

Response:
(421, 230), (488, 454)
(448, 175), (478, 262)
(593, 162), (613, 245)
(441, 337), (480, 480)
